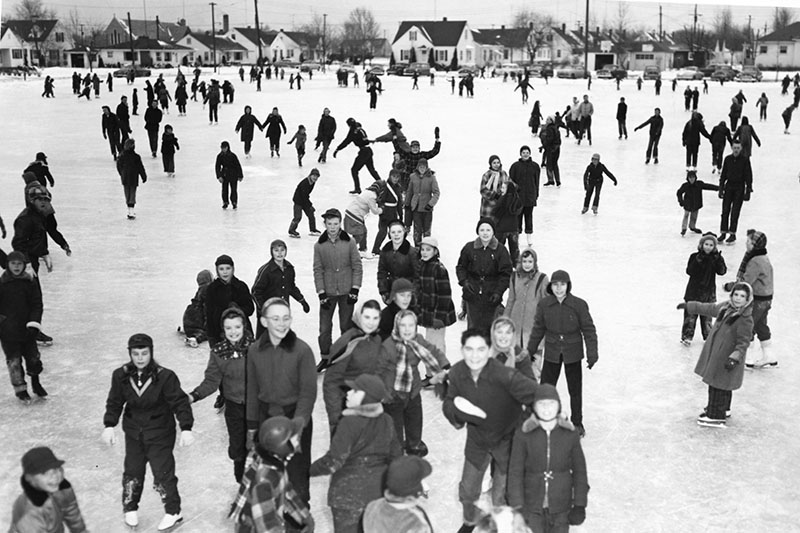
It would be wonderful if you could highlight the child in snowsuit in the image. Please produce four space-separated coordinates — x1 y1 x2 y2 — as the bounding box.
676 170 720 235
679 282 753 427
581 154 618 214
160 124 179 177
287 124 307 167
508 384 589 531
344 186 382 254
288 169 321 238
181 269 212 348
681 233 727 345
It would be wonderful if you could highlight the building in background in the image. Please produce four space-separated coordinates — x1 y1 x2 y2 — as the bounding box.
0 19 72 67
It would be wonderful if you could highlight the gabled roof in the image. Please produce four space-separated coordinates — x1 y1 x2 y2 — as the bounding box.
626 40 673 53
472 27 529 48
102 36 192 50
761 21 800 42
232 27 274 47
282 30 319 48
1 20 58 42
185 32 247 51
393 20 468 46
111 17 190 43
550 26 584 49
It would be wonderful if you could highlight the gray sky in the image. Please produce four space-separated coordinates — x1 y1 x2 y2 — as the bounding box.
4 0 799 38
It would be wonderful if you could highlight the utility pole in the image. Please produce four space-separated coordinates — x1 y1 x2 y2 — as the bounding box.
746 15 752 65
323 13 327 65
584 0 590 78
210 2 217 72
659 5 663 42
253 0 263 66
156 15 160 41
127 11 136 68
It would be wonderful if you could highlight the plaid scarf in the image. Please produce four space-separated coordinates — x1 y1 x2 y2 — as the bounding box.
736 246 767 282
391 332 443 393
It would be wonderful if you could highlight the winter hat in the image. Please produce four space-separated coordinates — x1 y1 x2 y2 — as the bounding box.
697 232 718 252
321 207 342 220
534 383 561 407
345 374 387 404
21 171 38 185
22 447 65 476
420 236 439 250
519 145 531 154
547 270 572 295
309 168 320 177
686 170 697 181
729 282 752 299
196 269 213 286
123 138 135 150
747 229 767 250
488 154 501 167
346 117 356 126
27 183 51 203
416 158 428 170
386 456 432 497
270 239 287 252
410 140 420 147
475 217 496 235
127 333 153 350
220 141 230 149
546 115 555 124
35 152 47 162
215 254 234 268
390 278 415 298
6 251 27 265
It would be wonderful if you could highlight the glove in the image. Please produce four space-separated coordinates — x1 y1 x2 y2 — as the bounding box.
744 190 751 201
179 430 195 447
348 288 359 305
300 299 310 313
141 176 147 183
434 126 440 139
725 357 740 371
101 427 117 446
1 225 6 239
300 515 315 533
718 190 724 199
103 134 107 139
319 293 331 310
463 281 478 297
587 358 597 370
332 150 338 158
424 204 433 211
722 281 734 292
613 180 618 186
218 178 223 183
568 506 586 526
488 293 502 306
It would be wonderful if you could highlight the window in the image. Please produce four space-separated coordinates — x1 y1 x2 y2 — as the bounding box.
124 51 134 61
401 49 409 61
635 53 654 60
187 37 192 45
234 52 242 60
503 49 509 60
759 45 767 54
780 45 788 54
557 49 562 58
436 49 448 62
287 49 294 58
409 31 417 41
466 50 472 61
107 51 113 58
459 50 463 60
55 32 64 43
204 51 209 61
164 52 171 61
12 49 23 59
155 52 162 61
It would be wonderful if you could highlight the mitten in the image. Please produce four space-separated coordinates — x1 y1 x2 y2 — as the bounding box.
300 299 310 313
319 293 331 310
434 126 440 139
587 357 597 370
725 357 739 371
432 319 445 329
463 281 478 297
722 281 734 292
424 204 433 211
101 427 117 446
348 288 359 305
179 430 195 447
744 189 751 201
141 176 147 183
568 506 586 525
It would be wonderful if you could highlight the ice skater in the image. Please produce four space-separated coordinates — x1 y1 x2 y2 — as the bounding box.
782 104 797 134
676 170 719 236
634 107 663 164
143 100 163 158
261 107 287 157
179 269 212 347
682 111 711 170
709 121 732 173
334 118 381 194
717 141 753 244
116 138 147 219
680 233 727 345
160 124 179 177
581 153 618 214
215 141 244 209
234 105 262 158
514 76 534 104
101 105 122 161
287 124 307 167
616 97 627 139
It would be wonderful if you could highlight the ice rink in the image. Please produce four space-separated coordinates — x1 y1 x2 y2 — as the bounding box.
0 65 798 532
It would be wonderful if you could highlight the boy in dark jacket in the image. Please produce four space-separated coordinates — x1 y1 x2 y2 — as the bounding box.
215 141 244 209
206 254 255 346
676 170 720 235
508 145 540 248
288 168 321 238
180 269 212 348
23 152 55 187
681 233 727 345
160 124 179 177
581 154 618 214
616 97 627 139
0 251 45 403
116 138 147 219
101 105 122 161
633 108 663 164
251 239 309 338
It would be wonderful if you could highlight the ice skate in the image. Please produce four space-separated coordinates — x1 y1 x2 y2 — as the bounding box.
308 230 321 236
31 376 48 398
348 189 361 195
654 158 659 164
690 228 702 234
581 207 588 214
36 331 53 346
680 338 692 347
697 414 726 427
645 158 650 164
592 207 598 215
16 390 32 405
288 231 301 238
725 234 736 244
185 337 199 348
157 513 183 531
681 229 686 236
717 232 726 243
124 511 139 528
405 440 429 457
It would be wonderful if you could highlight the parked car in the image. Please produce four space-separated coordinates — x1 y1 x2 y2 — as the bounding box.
339 63 356 73
529 64 554 78
387 62 408 76
367 65 385 76
736 66 762 82
596 66 613 79
676 66 704 80
113 66 152 78
642 65 661 80
699 63 724 77
457 66 479 78
404 62 431 76
299 61 321 72
557 66 584 79
596 64 627 79
274 60 300 69
497 62 523 77
711 68 736 82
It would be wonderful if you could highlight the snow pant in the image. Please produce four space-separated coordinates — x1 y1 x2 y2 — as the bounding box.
243 139 252 154
122 432 180 514
685 145 699 167
580 116 592 143
411 210 433 247
617 119 627 138
224 399 248 483
729 116 739 132
524 509 570 533
384 392 423 449
2 338 42 393
459 437 510 524
751 298 772 341
289 203 317 234
646 133 661 160
544 147 561 185
720 187 745 234
221 178 239 207
162 152 175 173
759 106 767 120
540 356 583 426
107 134 121 158
681 209 699 232
706 386 732 420
331 508 363 533
255 403 313 504
518 205 534 234
123 185 137 207
496 232 519 265
318 294 354 356
682 295 714 341
583 180 603 209
712 142 725 169
466 301 499 336
319 139 332 162
351 147 380 191
146 128 158 155
208 104 218 123
268 133 281 154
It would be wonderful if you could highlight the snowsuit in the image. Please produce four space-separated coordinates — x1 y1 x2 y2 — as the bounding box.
263 113 287 155
116 147 146 208
456 237 513 334
682 240 727 342
215 150 244 208
160 131 179 173
0 269 43 394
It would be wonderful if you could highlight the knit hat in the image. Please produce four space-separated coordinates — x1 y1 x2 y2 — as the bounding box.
35 152 47 162
534 383 560 406
747 229 767 250
386 456 432 497
309 168 320 177
127 333 153 349
22 447 64 475
697 232 718 252
488 154 501 167
321 207 342 220
345 374 387 404
520 145 531 154
410 140 420 147
390 278 415 298
215 254 234 267
6 251 27 264
270 239 287 252
475 217 496 234
420 236 439 250
196 269 213 286
416 158 428 170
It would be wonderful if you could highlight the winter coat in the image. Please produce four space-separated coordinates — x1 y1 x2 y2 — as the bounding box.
292 177 316 208
729 101 742 119
235 113 262 142
733 124 761 158
174 85 187 105
508 158 541 207
362 497 433 533
251 259 305 311
719 154 752 193
116 148 147 187
23 161 55 187
143 106 162 131
323 329 386 428
394 140 441 170
345 190 381 226
634 115 663 136
0 270 42 342
215 151 243 181
182 283 208 337
741 252 773 298
682 117 710 147
204 84 220 106
616 102 627 120
684 250 727 301
190 336 250 404
313 230 363 296
101 113 121 140
9 477 87 533
582 163 617 187
377 239 420 297
417 257 457 328
316 114 337 142
310 403 402 510
688 294 754 391
160 132 179 155
526 293 598 365
508 416 588 515
676 179 719 211
263 114 287 140
492 181 524 234
406 169 440 212
479 169 509 218
540 122 561 150
205 276 254 342
710 124 732 147
103 363 194 439
456 237 513 306
379 333 449 399
505 270 549 349
577 100 593 118
336 125 370 151
12 208 49 262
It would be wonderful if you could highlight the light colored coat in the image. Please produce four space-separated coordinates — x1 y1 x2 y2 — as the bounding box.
313 230 363 296
505 269 549 349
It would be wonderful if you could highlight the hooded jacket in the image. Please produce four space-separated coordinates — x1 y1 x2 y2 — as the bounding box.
682 114 711 147
676 176 719 211
0 269 42 341
684 236 727 301
235 112 262 142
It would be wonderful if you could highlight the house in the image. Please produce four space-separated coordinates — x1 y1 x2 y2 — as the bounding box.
339 38 392 61
392 18 477 67
0 19 72 67
472 26 531 66
227 26 274 63
269 30 320 63
97 36 192 67
100 16 190 46
546 25 585 65
755 22 800 69
176 32 248 65
622 40 675 71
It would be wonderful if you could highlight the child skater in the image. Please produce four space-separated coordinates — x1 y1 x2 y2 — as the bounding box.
782 104 796 134
581 153 618 215
677 282 754 427
161 124 179 177
681 233 727 346
287 124 308 167
676 170 719 236
288 168 321 238
416 236 456 355
180 269 212 348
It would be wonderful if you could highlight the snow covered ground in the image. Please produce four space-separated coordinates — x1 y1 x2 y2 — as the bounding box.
1 66 799 532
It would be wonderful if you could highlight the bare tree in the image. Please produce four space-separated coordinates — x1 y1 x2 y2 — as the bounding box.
299 12 340 61
66 8 104 47
615 2 630 36
13 0 56 19
343 7 380 42
712 7 746 51
773 7 797 31
511 9 554 64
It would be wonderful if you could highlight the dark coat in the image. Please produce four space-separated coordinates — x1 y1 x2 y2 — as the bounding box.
160 132 179 154
526 293 598 365
336 125 370 151
456 237 513 306
710 124 732 147
682 117 711 147
684 250 727 301
676 179 719 211
719 153 753 193
616 102 627 120
377 239 420 297
143 106 162 131
292 176 317 207
540 123 561 150
492 181 524 234
23 161 54 187
263 114 287 140
103 364 194 439
0 270 42 341
394 139 441 170
316 114 337 142
634 115 663 136
116 148 146 187
101 113 120 140
582 163 617 187
205 276 254 342
417 257 457 328
508 158 541 207
235 113 262 142
251 259 305 311
12 208 49 261
215 150 243 181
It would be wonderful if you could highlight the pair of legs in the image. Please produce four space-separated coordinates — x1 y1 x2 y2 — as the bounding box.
459 438 510 525
224 400 248 482
2 338 42 393
685 145 699 167
705 386 732 420
411 210 433 247
221 179 239 208
583 181 603 211
681 209 700 232
580 116 592 144
208 104 218 123
289 203 317 234
496 232 519 265
371 215 393 255
523 509 570 533
720 188 745 236
243 139 252 155
729 117 739 132
465 301 498 336
759 107 767 120
646 133 661 161
518 205 534 235
269 135 281 155
711 143 725 170
319 139 332 162
540 356 583 427
544 147 561 185
162 152 174 173
108 136 122 159
147 129 158 155
123 432 181 514
344 217 368 251
351 147 380 192
384 392 423 451
123 185 137 209
318 295 355 356
617 119 627 138
682 296 714 341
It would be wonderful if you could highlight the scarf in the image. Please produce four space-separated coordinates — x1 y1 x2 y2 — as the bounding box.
484 170 502 193
328 330 371 366
390 332 443 393
736 247 767 282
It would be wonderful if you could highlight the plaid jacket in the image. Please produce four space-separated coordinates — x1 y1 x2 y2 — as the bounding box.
416 258 456 328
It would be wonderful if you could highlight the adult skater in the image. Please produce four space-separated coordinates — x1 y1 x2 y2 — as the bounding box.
174 82 188 115
508 145 540 248
717 141 753 244
91 73 100 97
633 107 663 164
101 333 194 530
131 88 139 115
655 76 662 95
577 94 594 145
116 138 147 220
581 153 618 215
204 79 221 125
729 97 743 132
682 111 711 170
540 116 561 187
24 152 55 187
143 100 163 158
315 107 337 163
262 106 287 157
616 97 628 139
691 86 700 110
514 76 534 104
683 85 692 111
709 121 733 174
365 76 382 109
680 232 727 345
234 105 262 158
733 117 761 159
116 95 132 143
529 101 542 135
101 105 122 161
755 92 768 121
215 141 244 209
334 118 381 194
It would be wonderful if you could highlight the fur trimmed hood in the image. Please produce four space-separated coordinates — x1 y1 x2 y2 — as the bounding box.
521 413 575 433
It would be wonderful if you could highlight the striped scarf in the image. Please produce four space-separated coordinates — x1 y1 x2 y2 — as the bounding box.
391 332 443 393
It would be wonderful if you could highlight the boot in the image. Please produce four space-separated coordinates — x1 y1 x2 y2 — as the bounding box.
755 339 778 368
157 513 183 531
124 511 139 527
31 375 48 398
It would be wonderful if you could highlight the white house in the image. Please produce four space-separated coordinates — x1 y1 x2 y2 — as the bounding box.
392 18 476 67
97 37 192 67
755 22 800 69
268 30 319 63
176 32 248 65
227 27 274 63
0 19 72 67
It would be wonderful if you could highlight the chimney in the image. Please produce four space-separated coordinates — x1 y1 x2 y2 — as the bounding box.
561 23 566 32
178 18 186 26
443 17 447 22
501 25 505 30
223 14 229 34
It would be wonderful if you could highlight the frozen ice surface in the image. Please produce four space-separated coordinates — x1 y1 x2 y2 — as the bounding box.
0 68 799 532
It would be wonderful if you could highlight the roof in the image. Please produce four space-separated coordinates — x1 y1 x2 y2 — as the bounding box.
102 36 192 50
761 21 800 42
110 17 190 43
1 20 58 42
626 40 673 53
393 20 468 46
550 26 584 49
233 27 275 46
472 27 529 48
186 32 247 51
282 30 319 48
